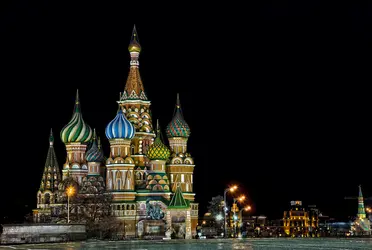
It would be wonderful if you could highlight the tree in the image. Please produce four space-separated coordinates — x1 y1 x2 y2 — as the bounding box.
54 176 123 239
206 195 224 235
71 190 122 239
207 195 224 216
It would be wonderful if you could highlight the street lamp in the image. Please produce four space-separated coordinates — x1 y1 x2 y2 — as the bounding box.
232 196 245 237
239 205 251 237
224 185 237 238
66 186 75 224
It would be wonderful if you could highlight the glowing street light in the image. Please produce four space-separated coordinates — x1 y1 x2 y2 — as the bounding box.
239 205 252 238
66 186 75 224
232 196 246 238
224 185 237 238
238 196 245 202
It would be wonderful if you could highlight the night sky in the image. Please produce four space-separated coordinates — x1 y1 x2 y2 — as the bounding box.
1 2 371 223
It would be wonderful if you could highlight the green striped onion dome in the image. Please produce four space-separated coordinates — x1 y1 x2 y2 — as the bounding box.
60 91 92 143
147 136 170 161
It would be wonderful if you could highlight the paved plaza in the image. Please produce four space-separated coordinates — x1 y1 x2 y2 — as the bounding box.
1 238 372 250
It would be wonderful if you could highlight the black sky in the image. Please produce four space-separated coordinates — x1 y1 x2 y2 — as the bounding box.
1 1 371 223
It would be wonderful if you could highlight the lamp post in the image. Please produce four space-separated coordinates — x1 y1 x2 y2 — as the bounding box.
224 185 237 238
233 196 245 238
239 205 251 238
66 186 75 224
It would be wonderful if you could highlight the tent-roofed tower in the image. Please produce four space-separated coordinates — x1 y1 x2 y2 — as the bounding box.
60 90 92 185
34 129 61 222
118 25 155 185
352 185 371 236
357 185 367 219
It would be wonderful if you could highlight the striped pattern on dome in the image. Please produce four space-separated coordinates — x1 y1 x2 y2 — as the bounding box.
86 140 104 162
147 136 170 160
60 90 92 143
166 94 190 138
105 109 135 140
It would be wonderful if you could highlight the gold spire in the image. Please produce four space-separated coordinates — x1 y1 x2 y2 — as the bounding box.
121 25 147 101
128 25 141 53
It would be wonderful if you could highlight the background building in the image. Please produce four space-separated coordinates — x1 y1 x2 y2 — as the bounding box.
351 186 371 236
283 201 319 237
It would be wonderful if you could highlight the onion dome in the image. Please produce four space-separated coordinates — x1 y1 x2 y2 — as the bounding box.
128 25 141 53
166 94 190 138
147 120 170 160
86 129 104 162
60 90 93 143
97 136 107 163
105 107 135 140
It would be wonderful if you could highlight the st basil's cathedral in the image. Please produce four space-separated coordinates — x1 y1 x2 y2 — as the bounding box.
33 26 199 239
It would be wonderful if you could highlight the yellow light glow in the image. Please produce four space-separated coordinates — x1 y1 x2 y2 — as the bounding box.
245 206 251 211
66 186 75 197
239 196 246 202
230 185 238 192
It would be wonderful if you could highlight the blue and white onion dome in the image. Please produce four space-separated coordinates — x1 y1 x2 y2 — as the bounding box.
105 109 135 140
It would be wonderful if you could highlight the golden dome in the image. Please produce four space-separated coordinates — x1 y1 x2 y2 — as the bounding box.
128 25 141 53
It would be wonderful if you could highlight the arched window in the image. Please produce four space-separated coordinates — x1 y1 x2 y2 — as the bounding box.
131 144 135 155
45 193 50 205
126 172 132 189
136 172 141 180
117 179 121 190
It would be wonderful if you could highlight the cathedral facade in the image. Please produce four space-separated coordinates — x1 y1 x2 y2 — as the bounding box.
33 26 198 239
